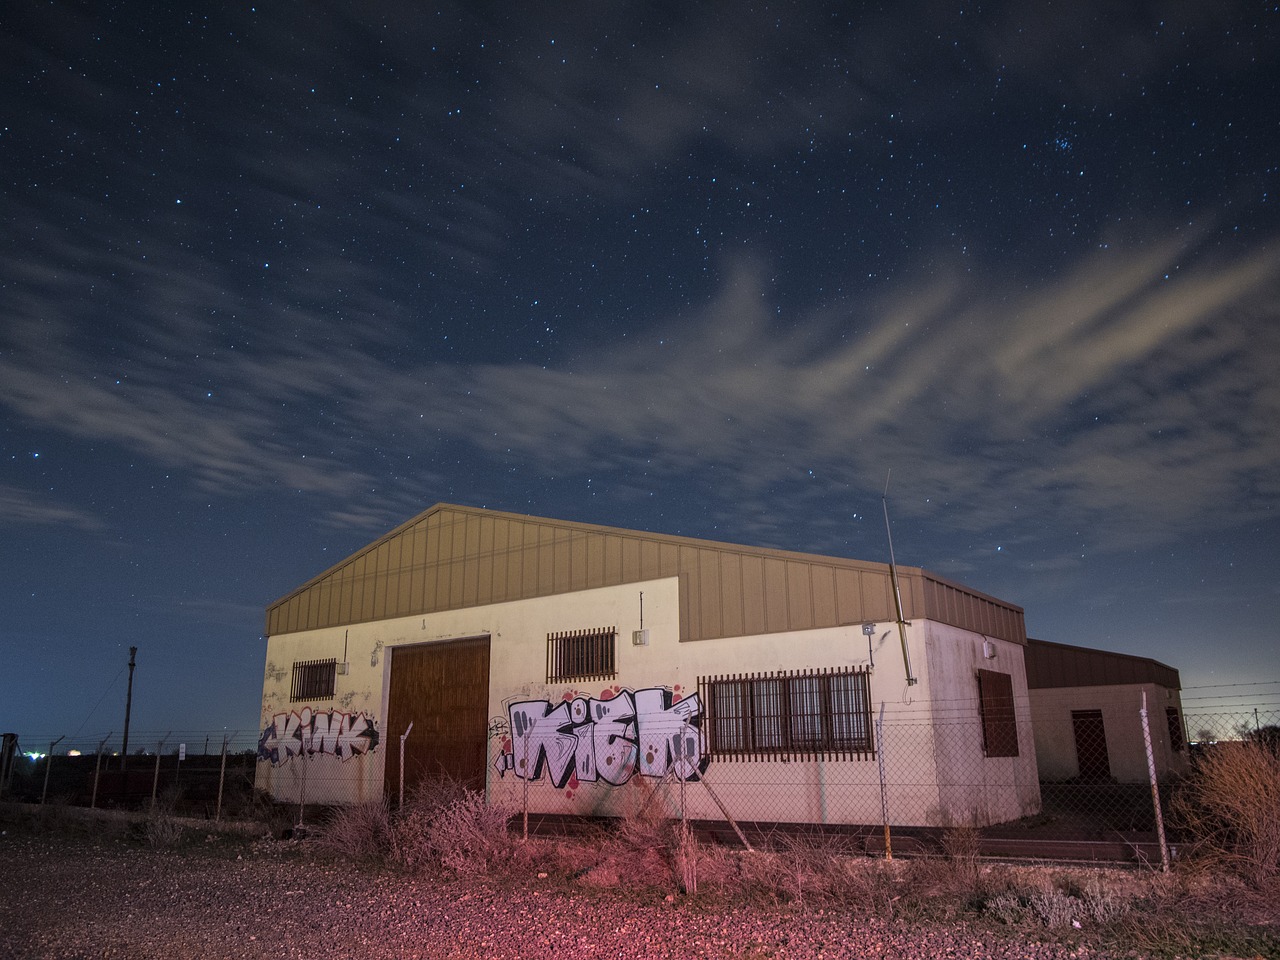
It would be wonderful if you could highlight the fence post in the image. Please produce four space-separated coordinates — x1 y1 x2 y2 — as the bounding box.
876 705 892 860
1140 692 1171 872
0 734 17 798
398 722 414 809
151 742 163 811
522 728 529 842
40 736 64 805
90 733 111 809
215 734 231 822
298 753 308 828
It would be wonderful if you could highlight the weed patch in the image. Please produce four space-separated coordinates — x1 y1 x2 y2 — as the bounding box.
1172 739 1280 887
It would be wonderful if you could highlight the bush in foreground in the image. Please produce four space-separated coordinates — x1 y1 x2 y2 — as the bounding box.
317 799 391 861
1172 739 1280 888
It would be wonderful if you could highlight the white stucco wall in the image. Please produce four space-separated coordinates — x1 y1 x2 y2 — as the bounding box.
917 622 1042 825
257 575 1040 826
1028 683 1190 783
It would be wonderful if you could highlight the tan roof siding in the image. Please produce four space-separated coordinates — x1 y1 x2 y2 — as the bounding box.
785 561 810 631
265 503 1026 645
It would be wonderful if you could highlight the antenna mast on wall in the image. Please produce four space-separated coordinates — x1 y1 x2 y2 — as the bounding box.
882 471 917 686
121 646 138 770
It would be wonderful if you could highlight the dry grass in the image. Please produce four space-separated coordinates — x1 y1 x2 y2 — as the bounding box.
143 788 185 848
387 777 514 876
1172 740 1280 888
427 789 515 875
318 799 391 861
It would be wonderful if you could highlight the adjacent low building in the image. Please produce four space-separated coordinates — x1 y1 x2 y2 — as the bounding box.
1025 637 1189 783
256 503 1042 827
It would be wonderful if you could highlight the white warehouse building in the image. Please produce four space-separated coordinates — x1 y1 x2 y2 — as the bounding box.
256 503 1042 828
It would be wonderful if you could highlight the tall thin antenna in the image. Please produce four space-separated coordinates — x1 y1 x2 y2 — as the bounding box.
121 646 138 770
882 471 917 686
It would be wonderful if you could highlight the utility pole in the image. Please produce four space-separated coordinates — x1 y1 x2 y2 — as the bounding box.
121 646 137 771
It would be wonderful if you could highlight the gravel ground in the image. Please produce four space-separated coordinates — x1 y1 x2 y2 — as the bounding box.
0 832 1124 960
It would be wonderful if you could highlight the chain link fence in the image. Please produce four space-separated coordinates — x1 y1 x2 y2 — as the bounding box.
5 690 1276 861
0 732 262 821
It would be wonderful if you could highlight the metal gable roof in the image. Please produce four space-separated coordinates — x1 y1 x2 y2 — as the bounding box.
266 502 1026 645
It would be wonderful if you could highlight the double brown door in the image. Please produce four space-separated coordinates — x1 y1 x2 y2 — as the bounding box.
384 636 491 801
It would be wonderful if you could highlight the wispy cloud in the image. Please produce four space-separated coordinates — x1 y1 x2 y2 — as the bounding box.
5 226 1273 555
0 484 103 531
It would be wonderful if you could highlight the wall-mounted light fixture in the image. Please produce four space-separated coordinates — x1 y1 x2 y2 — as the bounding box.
336 629 351 674
633 590 649 645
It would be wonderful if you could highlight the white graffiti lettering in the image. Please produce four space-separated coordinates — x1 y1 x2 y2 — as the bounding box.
258 708 380 765
496 687 704 787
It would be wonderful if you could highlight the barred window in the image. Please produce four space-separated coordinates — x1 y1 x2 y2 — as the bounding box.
547 627 616 683
977 668 1019 757
290 658 337 703
700 667 874 759
1166 706 1185 752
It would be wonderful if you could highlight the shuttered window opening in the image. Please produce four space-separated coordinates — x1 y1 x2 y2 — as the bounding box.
1166 706 1186 752
977 668 1019 757
547 627 617 683
700 666 874 760
291 658 337 703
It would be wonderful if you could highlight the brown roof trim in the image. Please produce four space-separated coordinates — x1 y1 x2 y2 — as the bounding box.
1025 637 1181 690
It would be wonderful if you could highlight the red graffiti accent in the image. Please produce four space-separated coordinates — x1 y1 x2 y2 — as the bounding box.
599 688 615 700
501 736 512 752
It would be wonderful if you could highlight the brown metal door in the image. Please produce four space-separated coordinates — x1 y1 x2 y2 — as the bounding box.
385 636 491 801
1071 709 1111 782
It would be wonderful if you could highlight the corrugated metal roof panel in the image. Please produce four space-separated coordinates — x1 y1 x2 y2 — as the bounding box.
265 503 1027 645
1025 637 1181 690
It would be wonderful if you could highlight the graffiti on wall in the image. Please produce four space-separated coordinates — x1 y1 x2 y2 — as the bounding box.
494 686 704 789
258 708 380 766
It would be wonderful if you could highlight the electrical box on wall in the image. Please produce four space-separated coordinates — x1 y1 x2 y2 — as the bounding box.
632 629 649 646
982 640 996 660
336 662 350 675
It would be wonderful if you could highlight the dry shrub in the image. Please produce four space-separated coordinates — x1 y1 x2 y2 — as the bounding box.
720 831 899 911
388 777 514 876
895 826 998 918
773 830 846 904
143 812 183 847
985 891 1025 925
1028 888 1079 928
674 824 699 894
428 790 515 875
733 849 788 903
1172 739 1280 887
1108 882 1280 960
389 776 469 871
144 788 185 848
593 779 681 893
939 823 981 887
318 799 391 861
681 839 741 898
1078 875 1130 924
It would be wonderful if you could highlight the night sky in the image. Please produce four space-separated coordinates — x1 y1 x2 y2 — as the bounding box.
3 2 1278 748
